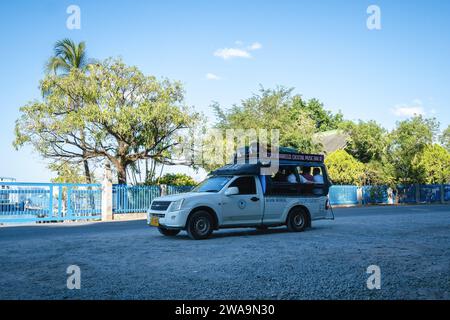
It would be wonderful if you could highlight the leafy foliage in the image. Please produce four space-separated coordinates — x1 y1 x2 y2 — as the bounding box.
341 120 388 163
385 115 440 184
325 150 364 185
412 144 450 184
46 39 91 75
157 173 197 186
441 125 450 152
213 86 343 155
14 58 200 184
49 162 90 184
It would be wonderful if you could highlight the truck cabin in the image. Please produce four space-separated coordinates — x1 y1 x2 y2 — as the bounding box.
210 146 331 197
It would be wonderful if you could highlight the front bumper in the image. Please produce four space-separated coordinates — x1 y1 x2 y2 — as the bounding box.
147 208 190 229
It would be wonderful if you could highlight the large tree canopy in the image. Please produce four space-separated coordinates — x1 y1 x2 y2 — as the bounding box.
213 86 343 154
412 144 450 184
386 115 440 184
325 150 364 185
341 120 388 163
441 125 450 152
14 58 199 184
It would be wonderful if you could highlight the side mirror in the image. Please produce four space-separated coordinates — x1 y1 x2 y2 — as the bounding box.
225 187 239 196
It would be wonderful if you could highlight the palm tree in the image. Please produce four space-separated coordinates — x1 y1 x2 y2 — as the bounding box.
46 38 90 75
46 39 93 183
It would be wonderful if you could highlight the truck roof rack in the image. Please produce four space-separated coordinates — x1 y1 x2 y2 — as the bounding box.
234 143 324 164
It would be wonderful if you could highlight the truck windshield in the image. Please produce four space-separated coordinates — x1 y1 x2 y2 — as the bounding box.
192 176 232 193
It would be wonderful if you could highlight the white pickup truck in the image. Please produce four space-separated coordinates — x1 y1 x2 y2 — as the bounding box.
147 150 333 240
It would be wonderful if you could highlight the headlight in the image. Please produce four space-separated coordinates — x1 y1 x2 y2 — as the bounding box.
169 199 184 212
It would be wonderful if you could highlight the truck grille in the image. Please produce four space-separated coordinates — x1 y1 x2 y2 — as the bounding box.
152 213 166 218
151 201 171 211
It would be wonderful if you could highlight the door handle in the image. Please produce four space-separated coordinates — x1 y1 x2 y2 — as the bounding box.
250 197 260 202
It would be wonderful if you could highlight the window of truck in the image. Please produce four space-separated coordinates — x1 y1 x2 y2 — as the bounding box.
228 176 257 195
192 176 232 193
264 165 329 196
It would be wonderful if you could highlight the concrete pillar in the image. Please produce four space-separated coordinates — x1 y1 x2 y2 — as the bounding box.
102 163 113 221
440 184 445 204
357 187 363 206
160 184 167 197
387 187 394 205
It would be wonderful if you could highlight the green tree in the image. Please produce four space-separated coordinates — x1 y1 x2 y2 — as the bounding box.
45 39 95 182
213 86 342 154
341 120 388 163
412 144 450 184
386 115 440 184
46 39 91 75
441 125 450 152
325 150 365 185
14 58 199 184
157 173 197 186
49 162 89 184
302 98 344 131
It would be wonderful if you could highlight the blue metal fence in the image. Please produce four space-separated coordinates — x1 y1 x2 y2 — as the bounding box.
167 185 194 195
113 185 161 213
397 185 417 204
0 182 102 223
329 185 359 205
445 185 450 202
362 185 390 205
419 184 441 203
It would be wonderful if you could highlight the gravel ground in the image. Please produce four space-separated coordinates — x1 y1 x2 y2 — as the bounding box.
1 205 449 300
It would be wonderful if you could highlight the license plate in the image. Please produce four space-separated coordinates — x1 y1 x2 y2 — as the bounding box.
150 216 159 227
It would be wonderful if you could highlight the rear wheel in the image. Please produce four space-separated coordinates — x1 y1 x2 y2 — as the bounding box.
158 227 180 237
187 211 214 240
287 207 309 232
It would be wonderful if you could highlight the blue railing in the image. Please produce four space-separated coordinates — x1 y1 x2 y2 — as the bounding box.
419 184 441 203
0 182 102 223
362 185 390 205
329 185 359 205
167 185 194 195
113 185 161 213
445 185 450 202
397 185 417 204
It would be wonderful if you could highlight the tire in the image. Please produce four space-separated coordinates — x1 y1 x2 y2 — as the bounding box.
158 227 181 237
287 207 309 232
187 211 214 240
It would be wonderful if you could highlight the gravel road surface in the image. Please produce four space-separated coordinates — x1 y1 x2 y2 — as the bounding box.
1 205 449 300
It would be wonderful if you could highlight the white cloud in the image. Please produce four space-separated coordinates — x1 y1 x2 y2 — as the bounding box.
206 73 221 80
214 48 252 60
392 106 425 117
391 100 426 117
248 42 262 51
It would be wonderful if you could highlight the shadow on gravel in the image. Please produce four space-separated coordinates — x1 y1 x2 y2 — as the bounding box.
167 225 332 241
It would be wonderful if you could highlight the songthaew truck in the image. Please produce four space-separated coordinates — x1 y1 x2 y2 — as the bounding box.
147 146 333 240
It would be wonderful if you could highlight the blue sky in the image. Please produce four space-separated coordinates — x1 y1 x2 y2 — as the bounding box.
1 0 450 182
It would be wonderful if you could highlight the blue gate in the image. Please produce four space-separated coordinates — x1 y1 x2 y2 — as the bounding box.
113 185 161 213
0 182 101 223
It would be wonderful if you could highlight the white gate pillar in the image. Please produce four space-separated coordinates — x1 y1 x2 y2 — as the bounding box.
102 163 113 221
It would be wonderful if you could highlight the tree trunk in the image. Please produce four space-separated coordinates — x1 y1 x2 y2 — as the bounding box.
83 159 92 183
117 164 127 185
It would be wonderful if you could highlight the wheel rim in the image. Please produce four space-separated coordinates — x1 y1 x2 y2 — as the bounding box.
293 213 304 227
195 217 210 236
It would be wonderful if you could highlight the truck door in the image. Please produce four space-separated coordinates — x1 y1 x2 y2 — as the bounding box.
221 176 264 226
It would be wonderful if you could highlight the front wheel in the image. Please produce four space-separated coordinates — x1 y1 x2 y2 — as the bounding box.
158 227 181 237
287 207 309 232
187 211 214 240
